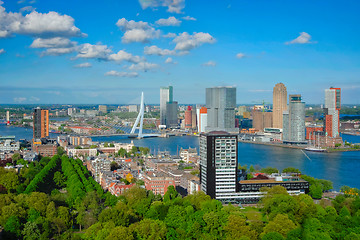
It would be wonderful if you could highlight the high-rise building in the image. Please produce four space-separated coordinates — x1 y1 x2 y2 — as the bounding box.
160 86 173 125
166 101 178 128
273 83 287 129
197 107 208 133
185 106 192 129
98 105 107 114
200 131 238 200
6 111 10 125
205 87 237 133
282 94 305 143
191 108 197 129
324 87 341 137
252 110 273 132
33 108 49 140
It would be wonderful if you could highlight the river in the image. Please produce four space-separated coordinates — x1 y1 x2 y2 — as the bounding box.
1 124 359 190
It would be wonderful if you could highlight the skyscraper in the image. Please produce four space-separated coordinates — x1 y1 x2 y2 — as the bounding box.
165 101 178 128
324 87 341 137
252 110 273 132
185 106 192 129
33 107 49 140
205 87 237 133
282 94 305 143
200 131 238 201
160 86 173 126
273 83 287 129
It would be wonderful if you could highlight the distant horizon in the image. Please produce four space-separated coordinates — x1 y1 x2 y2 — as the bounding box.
1 1 359 104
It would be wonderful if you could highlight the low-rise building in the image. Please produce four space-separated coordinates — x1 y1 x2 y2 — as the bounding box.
142 171 175 196
179 147 198 163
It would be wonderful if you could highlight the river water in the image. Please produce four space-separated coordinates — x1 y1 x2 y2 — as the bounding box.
1 124 359 190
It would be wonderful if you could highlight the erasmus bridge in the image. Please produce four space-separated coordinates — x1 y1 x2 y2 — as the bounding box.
128 92 161 139
87 92 161 139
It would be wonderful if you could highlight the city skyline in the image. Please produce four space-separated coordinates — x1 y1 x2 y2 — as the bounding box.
0 0 360 104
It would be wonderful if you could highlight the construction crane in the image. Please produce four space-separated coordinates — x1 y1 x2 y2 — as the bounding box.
251 100 271 112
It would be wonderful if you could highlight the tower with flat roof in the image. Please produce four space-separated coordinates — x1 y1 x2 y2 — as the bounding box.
324 87 341 137
273 83 287 129
33 107 49 140
205 87 237 133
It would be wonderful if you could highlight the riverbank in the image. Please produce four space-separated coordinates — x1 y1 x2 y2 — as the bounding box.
239 140 360 153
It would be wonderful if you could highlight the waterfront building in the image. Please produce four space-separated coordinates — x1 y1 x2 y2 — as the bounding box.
6 111 10 125
98 105 107 114
282 94 306 143
197 107 208 133
324 87 341 137
185 106 192 129
205 87 237 133
128 105 138 112
200 131 238 201
252 110 273 132
0 136 19 151
67 108 73 116
166 101 178 128
273 83 287 129
160 86 173 125
191 108 197 129
33 107 49 140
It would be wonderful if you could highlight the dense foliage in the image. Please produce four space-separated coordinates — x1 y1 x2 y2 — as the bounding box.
1 157 360 239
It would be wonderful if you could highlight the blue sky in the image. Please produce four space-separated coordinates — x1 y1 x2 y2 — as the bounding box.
0 0 359 105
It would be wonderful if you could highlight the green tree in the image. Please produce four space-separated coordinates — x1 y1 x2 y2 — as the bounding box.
12 152 21 162
262 232 285 240
224 214 258 240
53 171 66 187
22 221 41 240
309 183 323 199
106 226 133 240
282 167 301 174
130 219 167 240
261 214 297 238
57 146 66 156
261 167 279 174
4 215 21 238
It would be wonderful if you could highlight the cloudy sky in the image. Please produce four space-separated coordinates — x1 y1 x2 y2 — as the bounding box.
0 0 359 104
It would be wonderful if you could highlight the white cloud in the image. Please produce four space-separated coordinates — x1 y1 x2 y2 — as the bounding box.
29 96 40 102
202 60 216 67
173 32 216 51
182 16 196 21
138 0 185 14
116 18 160 43
156 16 181 26
116 18 151 31
105 70 139 78
163 32 176 38
144 45 176 56
76 43 112 60
286 32 313 45
74 62 92 68
122 28 160 43
19 6 35 12
0 48 5 54
236 53 245 59
30 37 78 56
108 50 142 63
165 57 177 64
14 97 27 103
30 37 75 48
129 61 159 71
42 47 76 56
0 3 84 38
